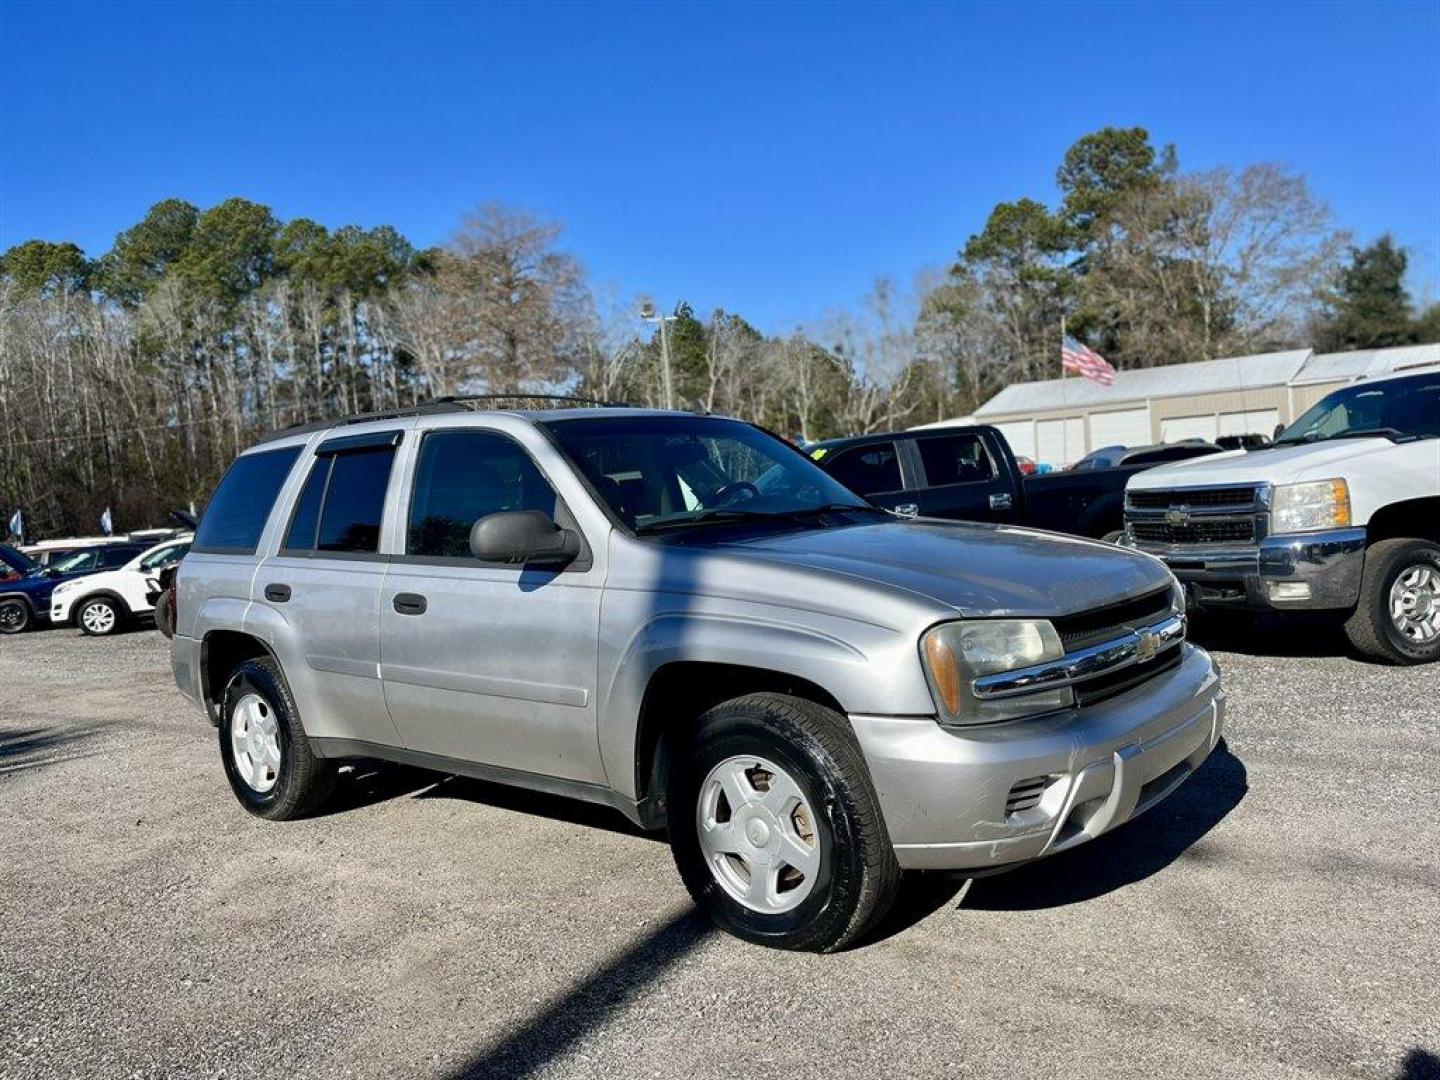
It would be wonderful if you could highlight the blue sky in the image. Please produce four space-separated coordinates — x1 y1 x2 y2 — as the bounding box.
2 0 1437 332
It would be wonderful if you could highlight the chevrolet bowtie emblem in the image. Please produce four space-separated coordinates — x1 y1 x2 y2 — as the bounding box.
1166 508 1188 525
1136 628 1159 662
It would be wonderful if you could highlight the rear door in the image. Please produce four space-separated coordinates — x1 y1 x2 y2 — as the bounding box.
253 430 404 748
906 431 1018 523
379 423 605 783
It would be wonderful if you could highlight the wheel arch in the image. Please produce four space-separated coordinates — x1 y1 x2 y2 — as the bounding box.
630 660 848 828
1366 497 1440 545
75 588 133 616
201 629 282 713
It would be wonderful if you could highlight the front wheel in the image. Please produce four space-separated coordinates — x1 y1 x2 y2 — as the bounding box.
76 596 122 636
1345 538 1440 665
667 693 900 952
0 598 31 634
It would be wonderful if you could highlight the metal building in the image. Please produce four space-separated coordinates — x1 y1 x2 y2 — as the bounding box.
966 342 1440 467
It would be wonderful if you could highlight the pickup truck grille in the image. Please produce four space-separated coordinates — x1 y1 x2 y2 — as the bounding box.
1125 485 1263 547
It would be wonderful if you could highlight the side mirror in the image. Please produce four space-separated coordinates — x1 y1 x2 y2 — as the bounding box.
1273 423 1285 440
469 510 581 566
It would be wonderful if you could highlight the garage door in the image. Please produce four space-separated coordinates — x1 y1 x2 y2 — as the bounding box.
1036 417 1085 468
1088 407 1152 450
992 421 1035 460
1218 409 1279 438
1161 415 1219 443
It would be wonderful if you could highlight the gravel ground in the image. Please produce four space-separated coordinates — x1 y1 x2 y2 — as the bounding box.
1 620 1437 1080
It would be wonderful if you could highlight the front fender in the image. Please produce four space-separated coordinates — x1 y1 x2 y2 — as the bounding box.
596 598 936 800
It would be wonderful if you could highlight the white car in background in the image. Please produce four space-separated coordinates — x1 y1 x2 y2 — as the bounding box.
50 536 192 636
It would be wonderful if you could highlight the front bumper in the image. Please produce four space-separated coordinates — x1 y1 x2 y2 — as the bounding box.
1126 526 1366 611
49 595 76 624
850 643 1224 871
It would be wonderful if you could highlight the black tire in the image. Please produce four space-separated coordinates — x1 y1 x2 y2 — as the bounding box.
0 597 31 635
1344 538 1440 665
75 596 122 636
218 657 335 819
153 588 175 639
666 692 900 952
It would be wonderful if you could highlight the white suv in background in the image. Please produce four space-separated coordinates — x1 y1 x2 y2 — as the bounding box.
50 536 192 636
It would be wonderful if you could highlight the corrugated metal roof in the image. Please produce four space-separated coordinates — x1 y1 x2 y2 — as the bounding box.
1293 343 1440 384
974 348 1312 417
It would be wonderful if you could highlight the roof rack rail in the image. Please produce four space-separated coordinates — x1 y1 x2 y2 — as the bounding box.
251 394 634 445
424 393 629 409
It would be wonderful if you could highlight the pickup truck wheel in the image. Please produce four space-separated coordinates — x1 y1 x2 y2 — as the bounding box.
0 598 31 634
76 596 121 636
1344 538 1440 665
667 692 900 952
219 657 335 819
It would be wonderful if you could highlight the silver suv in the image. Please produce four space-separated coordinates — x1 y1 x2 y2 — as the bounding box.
172 403 1225 951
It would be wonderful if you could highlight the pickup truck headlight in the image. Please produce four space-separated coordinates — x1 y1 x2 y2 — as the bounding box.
1270 479 1351 534
920 619 1072 726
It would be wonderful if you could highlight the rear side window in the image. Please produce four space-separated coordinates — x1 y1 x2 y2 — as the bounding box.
826 442 902 496
916 434 995 486
407 430 558 558
193 447 302 554
284 445 397 555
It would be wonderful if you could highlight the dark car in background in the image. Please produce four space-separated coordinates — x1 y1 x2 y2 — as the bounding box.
809 425 1223 541
0 542 147 634
1 543 39 583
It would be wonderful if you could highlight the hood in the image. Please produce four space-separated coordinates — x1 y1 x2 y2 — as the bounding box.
714 519 1171 619
1128 437 1396 489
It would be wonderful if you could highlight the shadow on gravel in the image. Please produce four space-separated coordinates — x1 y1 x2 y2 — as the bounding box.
1398 1049 1440 1080
445 905 712 1080
415 773 666 842
0 725 99 772
314 763 440 817
1187 611 1352 659
964 741 1248 911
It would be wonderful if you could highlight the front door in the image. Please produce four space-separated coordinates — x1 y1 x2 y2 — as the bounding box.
379 427 604 784
907 432 1018 524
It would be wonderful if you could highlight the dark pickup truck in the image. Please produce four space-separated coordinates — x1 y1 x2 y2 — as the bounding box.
808 426 1220 540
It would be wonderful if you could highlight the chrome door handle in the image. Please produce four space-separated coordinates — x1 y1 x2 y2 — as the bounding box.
893 503 919 518
989 493 1014 510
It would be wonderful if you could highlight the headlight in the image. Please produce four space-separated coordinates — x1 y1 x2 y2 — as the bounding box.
52 581 75 596
1170 574 1187 614
920 619 1071 726
1270 479 1351 534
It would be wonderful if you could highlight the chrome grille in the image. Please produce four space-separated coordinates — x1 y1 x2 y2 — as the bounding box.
1125 484 1263 547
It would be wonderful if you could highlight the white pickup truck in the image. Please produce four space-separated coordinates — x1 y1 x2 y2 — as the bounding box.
1123 365 1440 664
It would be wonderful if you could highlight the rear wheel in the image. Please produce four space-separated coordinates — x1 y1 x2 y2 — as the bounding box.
667 692 900 952
0 598 30 634
76 596 121 636
1345 538 1440 665
219 657 335 819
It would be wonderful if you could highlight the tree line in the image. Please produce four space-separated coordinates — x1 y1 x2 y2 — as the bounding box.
2 127 1436 538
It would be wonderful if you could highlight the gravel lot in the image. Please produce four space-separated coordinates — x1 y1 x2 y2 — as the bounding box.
1 620 1436 1080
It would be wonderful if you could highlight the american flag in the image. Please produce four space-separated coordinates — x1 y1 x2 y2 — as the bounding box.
1061 335 1116 386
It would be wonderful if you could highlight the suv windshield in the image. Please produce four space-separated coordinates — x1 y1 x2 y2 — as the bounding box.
542 415 875 532
1276 372 1440 445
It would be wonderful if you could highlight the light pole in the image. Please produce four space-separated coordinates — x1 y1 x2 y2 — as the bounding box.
639 301 678 410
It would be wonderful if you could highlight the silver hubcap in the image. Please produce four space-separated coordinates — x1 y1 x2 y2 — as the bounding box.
1390 563 1440 644
696 755 821 914
81 602 115 634
230 693 282 793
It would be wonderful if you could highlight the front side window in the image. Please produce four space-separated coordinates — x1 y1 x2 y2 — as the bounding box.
916 434 995 486
139 542 190 570
543 416 870 531
826 443 903 496
283 446 396 555
408 430 559 558
1277 374 1440 444
194 446 303 554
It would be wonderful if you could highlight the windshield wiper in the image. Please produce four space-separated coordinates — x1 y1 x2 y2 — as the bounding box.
634 503 879 534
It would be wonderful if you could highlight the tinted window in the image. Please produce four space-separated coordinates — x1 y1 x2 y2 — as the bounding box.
100 546 144 568
408 431 558 557
50 549 100 573
826 443 902 496
194 447 302 553
284 447 396 554
140 542 189 570
916 434 995 486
